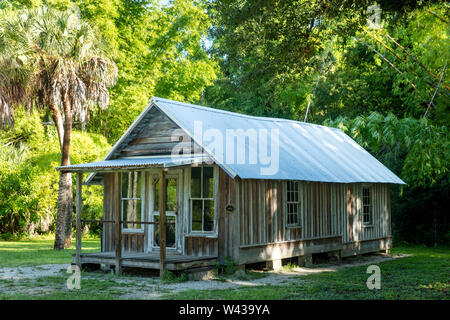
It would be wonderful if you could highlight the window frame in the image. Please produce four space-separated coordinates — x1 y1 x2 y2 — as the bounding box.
361 185 373 226
120 171 145 233
189 166 217 235
285 181 302 228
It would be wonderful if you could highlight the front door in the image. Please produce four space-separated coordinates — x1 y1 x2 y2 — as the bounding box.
149 171 181 251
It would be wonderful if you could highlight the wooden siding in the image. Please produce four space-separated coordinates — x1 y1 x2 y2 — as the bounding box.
102 173 145 253
116 107 203 158
102 167 391 261
350 183 391 242
184 236 218 257
216 169 240 261
238 236 342 265
123 233 145 252
238 180 390 247
103 173 115 252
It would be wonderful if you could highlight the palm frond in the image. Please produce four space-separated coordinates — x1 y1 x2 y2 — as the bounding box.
0 5 118 129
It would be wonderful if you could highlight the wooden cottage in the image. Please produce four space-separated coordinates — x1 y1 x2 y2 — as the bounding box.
58 97 404 275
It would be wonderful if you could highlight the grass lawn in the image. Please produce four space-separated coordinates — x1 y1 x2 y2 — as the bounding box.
162 246 450 300
0 235 100 267
0 239 448 300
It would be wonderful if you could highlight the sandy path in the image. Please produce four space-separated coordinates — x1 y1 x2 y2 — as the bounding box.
0 253 409 299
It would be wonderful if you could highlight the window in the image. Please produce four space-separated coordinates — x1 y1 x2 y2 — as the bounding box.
190 167 215 232
362 186 373 225
286 181 301 227
121 171 143 231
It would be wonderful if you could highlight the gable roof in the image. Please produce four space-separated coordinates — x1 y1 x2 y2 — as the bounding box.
86 97 405 185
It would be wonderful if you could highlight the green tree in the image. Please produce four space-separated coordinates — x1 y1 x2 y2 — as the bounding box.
325 112 449 245
0 109 111 238
312 3 449 123
87 0 218 142
0 6 117 248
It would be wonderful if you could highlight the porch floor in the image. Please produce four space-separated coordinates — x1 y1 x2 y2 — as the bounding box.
73 251 218 271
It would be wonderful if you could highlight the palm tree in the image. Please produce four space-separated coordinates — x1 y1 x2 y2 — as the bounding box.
0 6 117 249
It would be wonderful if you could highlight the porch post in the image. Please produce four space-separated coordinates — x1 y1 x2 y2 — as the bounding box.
159 169 166 278
75 172 83 269
114 172 122 275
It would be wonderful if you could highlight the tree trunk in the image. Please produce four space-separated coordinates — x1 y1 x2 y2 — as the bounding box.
53 96 73 250
49 104 64 150
54 171 71 249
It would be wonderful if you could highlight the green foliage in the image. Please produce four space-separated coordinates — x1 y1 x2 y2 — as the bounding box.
312 3 450 124
162 270 188 283
0 110 111 236
86 0 218 142
324 112 449 188
0 148 39 236
215 256 236 275
204 2 449 124
324 112 449 245
202 0 374 117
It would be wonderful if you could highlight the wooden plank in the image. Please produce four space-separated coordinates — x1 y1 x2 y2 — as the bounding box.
272 182 277 242
252 180 258 244
226 175 232 258
75 173 82 269
192 238 199 256
258 182 263 243
122 141 192 152
185 236 192 255
277 181 283 242
244 181 250 245
387 184 391 236
159 169 167 278
238 236 342 265
114 172 122 275
143 172 149 252
249 180 253 244
348 185 353 241
129 135 188 145
217 169 226 261
266 181 272 243
231 177 239 259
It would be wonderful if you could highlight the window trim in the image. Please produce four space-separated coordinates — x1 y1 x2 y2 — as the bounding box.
285 181 302 228
121 171 145 233
361 184 373 226
189 166 217 235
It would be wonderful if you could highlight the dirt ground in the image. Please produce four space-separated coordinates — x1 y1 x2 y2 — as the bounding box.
0 253 409 299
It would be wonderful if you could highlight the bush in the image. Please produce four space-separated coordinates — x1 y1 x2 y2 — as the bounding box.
0 109 111 236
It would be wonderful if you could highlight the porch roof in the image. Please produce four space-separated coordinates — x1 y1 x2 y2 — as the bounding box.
56 155 212 173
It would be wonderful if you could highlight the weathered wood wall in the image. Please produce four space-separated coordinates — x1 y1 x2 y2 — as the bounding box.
115 107 203 158
103 173 115 252
237 179 391 247
102 166 391 261
102 173 145 253
184 236 218 256
345 183 391 243
215 169 240 262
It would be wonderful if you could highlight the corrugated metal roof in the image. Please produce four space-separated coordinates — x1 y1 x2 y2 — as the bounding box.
57 155 211 171
152 97 405 184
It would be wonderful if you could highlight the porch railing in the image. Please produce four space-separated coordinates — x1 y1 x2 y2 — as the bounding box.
75 170 169 278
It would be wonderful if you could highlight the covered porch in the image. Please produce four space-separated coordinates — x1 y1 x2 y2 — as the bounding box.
76 251 217 271
57 155 215 278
